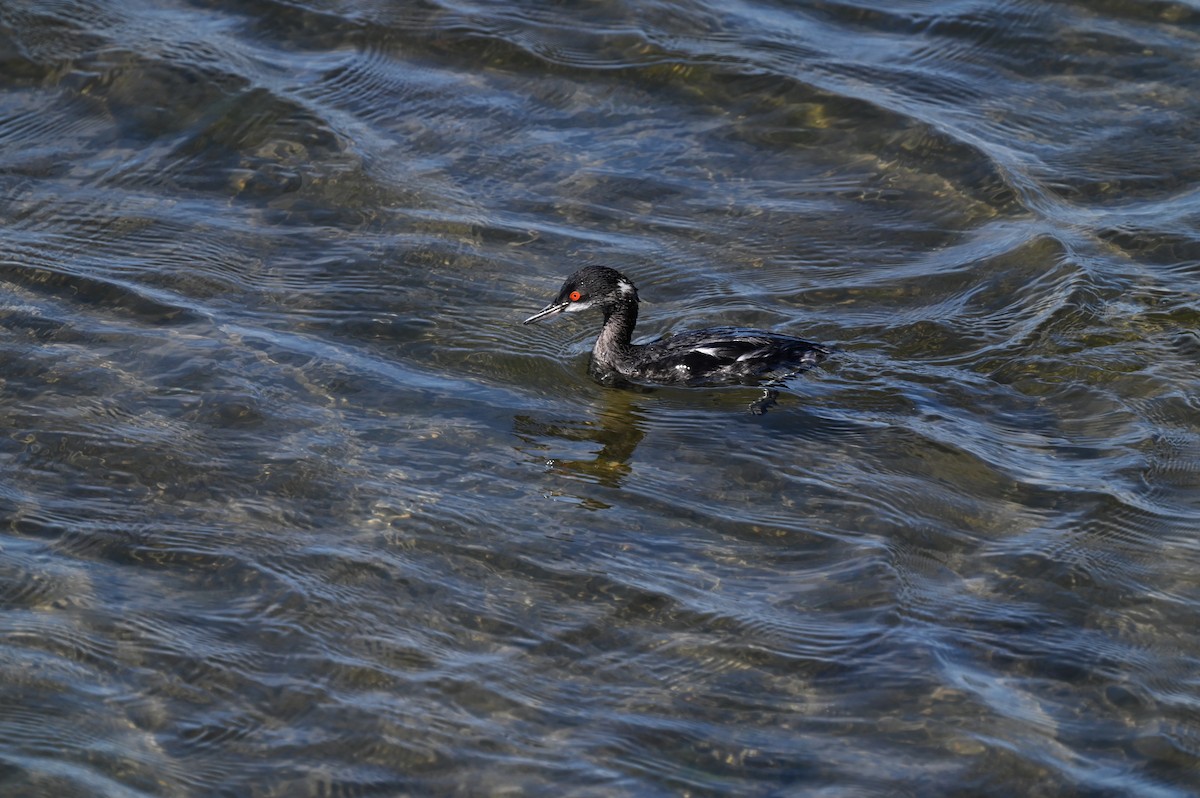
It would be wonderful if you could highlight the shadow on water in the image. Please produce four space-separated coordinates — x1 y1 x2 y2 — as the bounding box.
512 364 840 504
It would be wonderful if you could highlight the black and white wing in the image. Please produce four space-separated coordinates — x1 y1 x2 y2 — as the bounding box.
648 327 831 385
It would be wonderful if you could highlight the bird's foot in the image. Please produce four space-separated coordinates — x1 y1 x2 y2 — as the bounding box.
748 388 779 415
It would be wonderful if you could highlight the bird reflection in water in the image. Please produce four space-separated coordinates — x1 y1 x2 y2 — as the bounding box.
513 389 647 504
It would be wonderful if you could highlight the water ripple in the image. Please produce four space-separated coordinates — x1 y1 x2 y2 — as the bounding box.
2 0 1200 794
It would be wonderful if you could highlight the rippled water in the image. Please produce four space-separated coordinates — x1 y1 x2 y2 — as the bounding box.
2 0 1199 795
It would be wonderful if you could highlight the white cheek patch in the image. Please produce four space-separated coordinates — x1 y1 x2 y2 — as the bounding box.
565 299 592 312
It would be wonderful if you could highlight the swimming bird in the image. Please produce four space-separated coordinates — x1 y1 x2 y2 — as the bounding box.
523 265 830 414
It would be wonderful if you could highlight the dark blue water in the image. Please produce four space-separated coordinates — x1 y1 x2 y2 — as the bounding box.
2 0 1199 795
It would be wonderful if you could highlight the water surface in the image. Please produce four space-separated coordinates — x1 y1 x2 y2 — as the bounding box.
2 0 1199 795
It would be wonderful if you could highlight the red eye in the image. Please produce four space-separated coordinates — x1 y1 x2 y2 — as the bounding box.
569 290 582 301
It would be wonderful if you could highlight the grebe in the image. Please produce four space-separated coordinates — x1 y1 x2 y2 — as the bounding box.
523 265 830 414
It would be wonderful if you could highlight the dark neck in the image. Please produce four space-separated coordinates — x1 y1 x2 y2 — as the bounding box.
591 297 639 372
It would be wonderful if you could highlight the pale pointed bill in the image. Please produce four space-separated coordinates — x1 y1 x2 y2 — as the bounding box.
522 301 569 325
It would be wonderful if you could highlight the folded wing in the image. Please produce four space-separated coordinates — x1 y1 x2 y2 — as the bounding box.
647 328 831 386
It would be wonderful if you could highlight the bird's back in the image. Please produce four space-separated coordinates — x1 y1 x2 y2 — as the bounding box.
629 327 831 386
